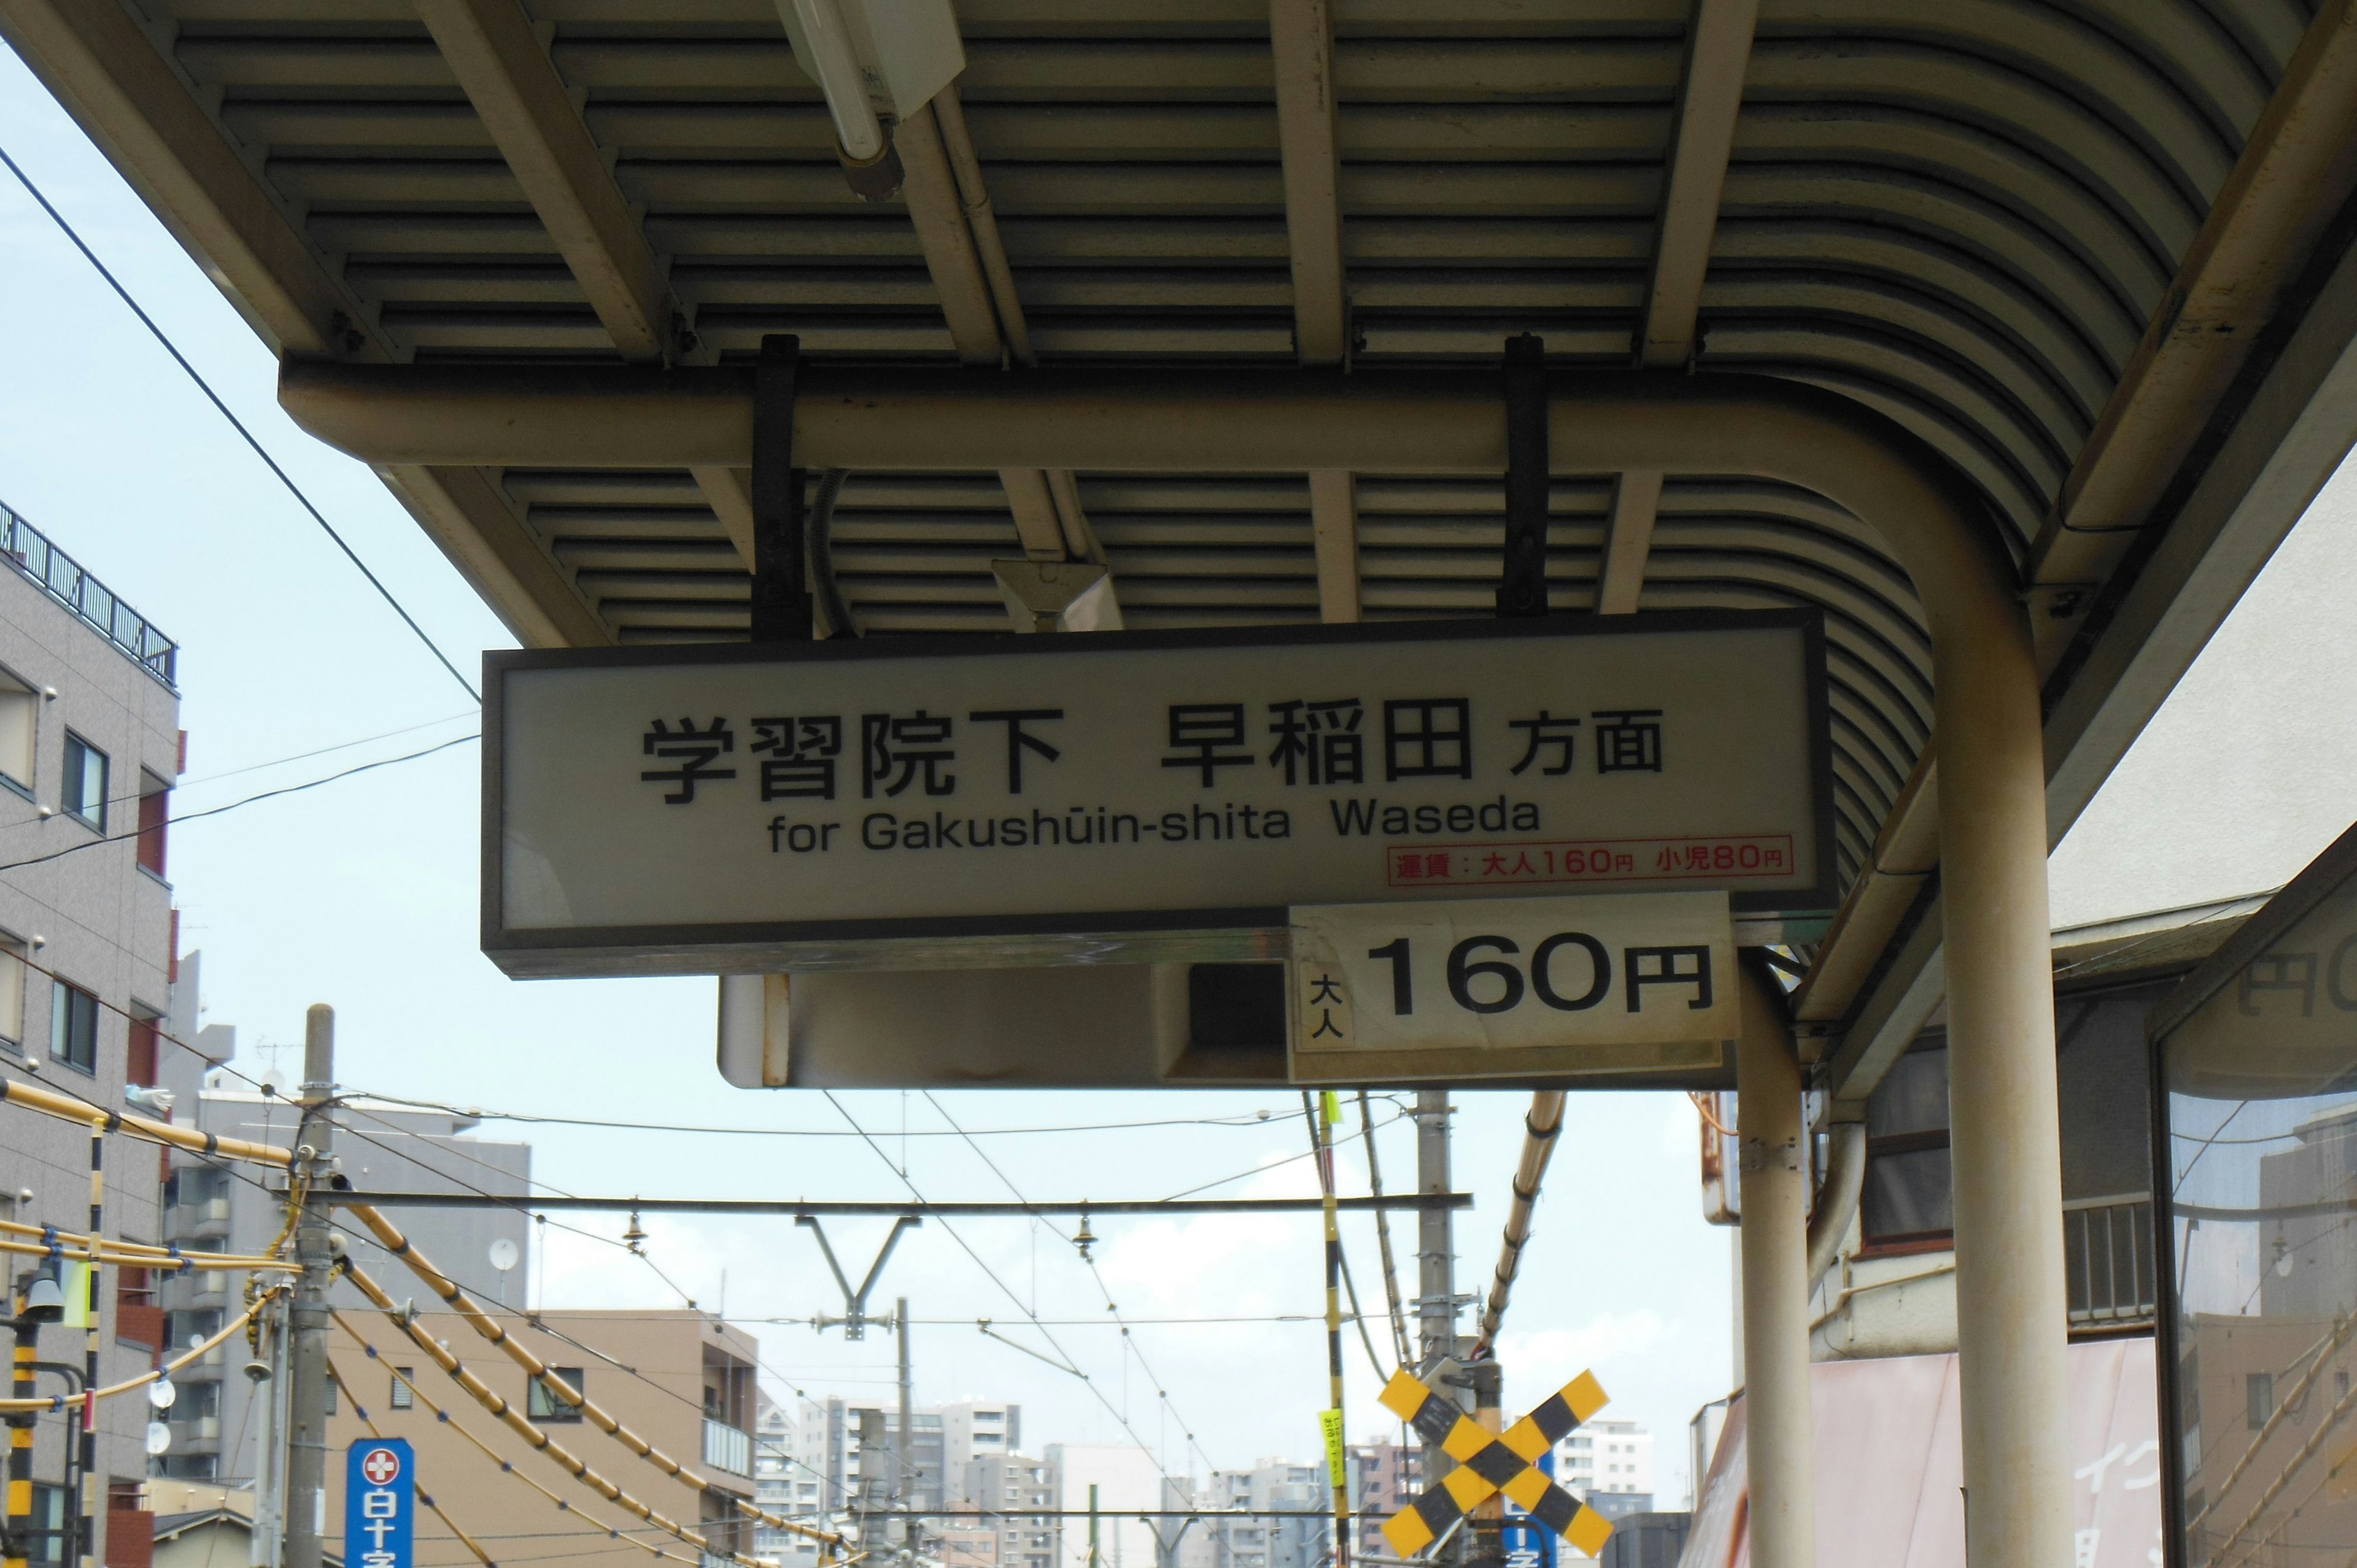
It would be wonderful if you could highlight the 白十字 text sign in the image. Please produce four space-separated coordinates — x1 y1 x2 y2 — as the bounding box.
484 612 1830 976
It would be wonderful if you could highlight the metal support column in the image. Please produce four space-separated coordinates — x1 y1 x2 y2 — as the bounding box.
1734 959 1814 1568
894 1297 912 1532
285 1005 337 1568
749 334 811 643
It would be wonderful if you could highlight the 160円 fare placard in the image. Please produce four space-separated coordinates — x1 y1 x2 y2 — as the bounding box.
484 611 1833 976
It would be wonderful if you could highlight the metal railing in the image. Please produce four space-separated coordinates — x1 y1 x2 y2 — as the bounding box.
703 1416 754 1477
2064 1192 2156 1327
0 502 177 689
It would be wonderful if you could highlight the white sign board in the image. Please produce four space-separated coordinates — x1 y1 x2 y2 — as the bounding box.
1289 892 1738 1081
486 613 1830 976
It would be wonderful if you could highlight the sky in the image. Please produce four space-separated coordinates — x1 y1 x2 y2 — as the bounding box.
4 33 2357 1515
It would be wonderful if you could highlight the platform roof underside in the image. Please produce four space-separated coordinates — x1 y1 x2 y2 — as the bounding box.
13 0 2357 1100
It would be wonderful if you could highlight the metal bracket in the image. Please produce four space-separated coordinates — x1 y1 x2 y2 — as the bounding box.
797 1213 920 1340
751 333 812 643
1496 333 1550 617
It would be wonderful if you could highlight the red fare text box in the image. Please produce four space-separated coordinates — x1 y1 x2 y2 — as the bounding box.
1386 834 1796 889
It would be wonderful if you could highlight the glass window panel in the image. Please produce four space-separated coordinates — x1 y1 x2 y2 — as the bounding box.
1862 1146 1953 1241
2162 859 2357 1567
1867 1044 1948 1137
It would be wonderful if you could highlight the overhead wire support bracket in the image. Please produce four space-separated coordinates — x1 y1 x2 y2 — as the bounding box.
799 1213 919 1341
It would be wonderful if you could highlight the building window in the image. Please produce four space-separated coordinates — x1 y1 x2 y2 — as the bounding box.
391 1370 414 1410
1860 1038 1953 1249
60 733 105 832
136 774 167 877
127 1011 158 1089
50 980 97 1075
530 1368 586 1422
0 673 33 797
325 1376 336 1415
2249 1372 2275 1430
0 935 25 1046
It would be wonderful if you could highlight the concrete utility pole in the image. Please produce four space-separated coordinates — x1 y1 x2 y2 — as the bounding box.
894 1297 913 1532
249 1291 290 1568
284 1006 336 1568
1414 1090 1455 1492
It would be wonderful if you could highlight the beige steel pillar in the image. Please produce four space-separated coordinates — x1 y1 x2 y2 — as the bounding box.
1735 960 1814 1568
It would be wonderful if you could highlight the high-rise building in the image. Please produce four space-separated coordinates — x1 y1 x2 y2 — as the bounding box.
961 1450 1060 1568
1347 1440 1415 1559
1204 1461 1337 1568
1557 1419 1654 1510
1048 1444 1167 1568
0 498 185 1568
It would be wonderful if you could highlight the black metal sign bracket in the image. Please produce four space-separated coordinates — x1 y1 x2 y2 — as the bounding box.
1498 333 1550 617
750 333 813 643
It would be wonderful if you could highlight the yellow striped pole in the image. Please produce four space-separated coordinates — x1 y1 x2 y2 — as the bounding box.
7 1280 36 1568
78 1118 101 1568
1312 1091 1349 1568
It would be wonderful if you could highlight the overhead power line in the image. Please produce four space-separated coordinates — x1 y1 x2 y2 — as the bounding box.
328 1192 1468 1216
0 142 481 702
0 732 478 874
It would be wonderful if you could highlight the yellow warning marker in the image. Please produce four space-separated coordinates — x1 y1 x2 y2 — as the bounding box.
1376 1367 1616 1559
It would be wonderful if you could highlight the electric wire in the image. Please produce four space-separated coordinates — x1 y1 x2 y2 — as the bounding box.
921 1090 1217 1476
821 1090 1182 1487
327 1327 705 1567
0 732 479 875
0 142 481 702
350 1091 1323 1140
328 1356 499 1568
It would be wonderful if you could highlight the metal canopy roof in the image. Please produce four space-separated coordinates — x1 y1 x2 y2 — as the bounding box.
10 0 2357 1103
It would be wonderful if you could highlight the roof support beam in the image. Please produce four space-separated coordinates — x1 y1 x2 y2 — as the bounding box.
1595 469 1662 613
897 100 1003 367
1638 0 1757 370
1604 0 1757 614
1310 469 1359 622
378 465 611 649
0 0 376 358
2032 0 2357 667
414 0 673 363
1269 0 1347 367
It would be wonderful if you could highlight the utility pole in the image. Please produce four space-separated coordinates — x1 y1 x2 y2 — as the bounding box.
249 1290 290 1568
894 1297 913 1543
285 1006 336 1568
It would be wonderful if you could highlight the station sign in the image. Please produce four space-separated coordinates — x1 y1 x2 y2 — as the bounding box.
484 612 1831 976
1289 891 1736 1081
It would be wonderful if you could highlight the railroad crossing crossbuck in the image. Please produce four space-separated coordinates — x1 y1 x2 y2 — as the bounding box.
1377 1367 1615 1560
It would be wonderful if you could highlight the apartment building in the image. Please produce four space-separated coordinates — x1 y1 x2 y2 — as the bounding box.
0 498 184 1568
1347 1440 1415 1561
959 1451 1059 1568
325 1310 762 1567
147 1046 530 1486
1203 1461 1334 1568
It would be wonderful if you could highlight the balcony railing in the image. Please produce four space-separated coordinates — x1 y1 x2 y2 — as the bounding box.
2064 1192 2157 1327
703 1417 753 1478
0 502 176 689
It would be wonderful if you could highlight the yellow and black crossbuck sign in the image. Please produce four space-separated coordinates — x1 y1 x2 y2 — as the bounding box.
1377 1367 1616 1561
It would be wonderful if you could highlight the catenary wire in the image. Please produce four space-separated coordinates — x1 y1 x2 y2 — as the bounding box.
350 1090 1332 1140
0 143 481 703
821 1089 1182 1486
920 1090 1217 1477
0 732 479 874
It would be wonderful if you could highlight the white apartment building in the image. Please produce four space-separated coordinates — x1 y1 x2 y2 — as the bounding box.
1557 1419 1654 1504
0 498 184 1568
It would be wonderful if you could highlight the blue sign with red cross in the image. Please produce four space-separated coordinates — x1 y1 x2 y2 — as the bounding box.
345 1437 416 1568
